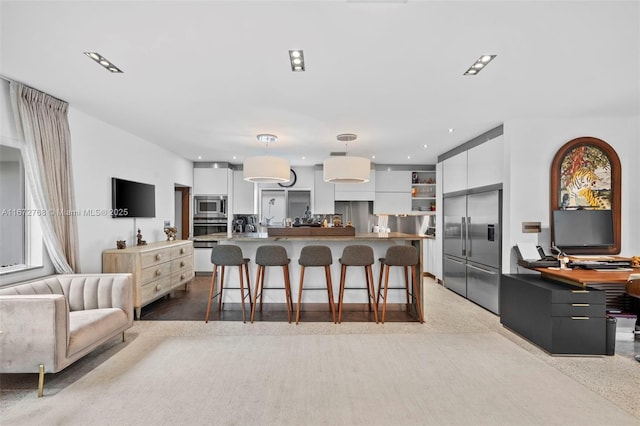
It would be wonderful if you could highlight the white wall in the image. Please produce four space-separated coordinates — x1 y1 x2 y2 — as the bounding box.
69 108 193 273
503 117 640 271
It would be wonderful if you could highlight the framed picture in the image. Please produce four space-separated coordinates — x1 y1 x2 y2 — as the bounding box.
549 137 621 255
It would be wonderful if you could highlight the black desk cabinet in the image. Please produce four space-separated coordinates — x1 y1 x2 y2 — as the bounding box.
500 274 606 355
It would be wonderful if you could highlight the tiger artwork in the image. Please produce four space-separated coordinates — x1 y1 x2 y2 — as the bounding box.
562 167 611 209
559 145 612 210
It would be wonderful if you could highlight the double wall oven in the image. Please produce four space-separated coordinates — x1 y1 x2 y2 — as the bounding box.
193 195 227 247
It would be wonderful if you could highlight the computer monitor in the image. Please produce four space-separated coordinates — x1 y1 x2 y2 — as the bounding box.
552 209 614 250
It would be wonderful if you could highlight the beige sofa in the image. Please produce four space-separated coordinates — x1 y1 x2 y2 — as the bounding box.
0 273 134 396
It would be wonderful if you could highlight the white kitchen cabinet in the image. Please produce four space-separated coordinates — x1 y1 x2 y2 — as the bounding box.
193 167 230 195
422 238 441 281
334 172 375 201
442 151 467 194
232 169 254 214
467 135 503 188
375 170 411 192
374 192 411 215
314 169 335 214
195 247 213 272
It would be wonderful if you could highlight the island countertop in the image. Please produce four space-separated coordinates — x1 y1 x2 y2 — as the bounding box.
192 231 426 242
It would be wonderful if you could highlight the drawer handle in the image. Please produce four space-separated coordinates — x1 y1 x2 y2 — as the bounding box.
571 290 589 293
180 274 186 280
156 284 162 291
155 269 162 276
180 261 185 267
155 254 162 261
180 248 185 254
571 316 590 320
571 303 590 307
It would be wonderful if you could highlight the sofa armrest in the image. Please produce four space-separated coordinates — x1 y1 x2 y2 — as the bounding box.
55 274 134 325
0 295 68 373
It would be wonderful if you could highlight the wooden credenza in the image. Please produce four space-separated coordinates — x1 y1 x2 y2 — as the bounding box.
103 240 194 318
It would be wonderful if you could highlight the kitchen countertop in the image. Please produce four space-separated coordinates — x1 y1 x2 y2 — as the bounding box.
192 232 426 242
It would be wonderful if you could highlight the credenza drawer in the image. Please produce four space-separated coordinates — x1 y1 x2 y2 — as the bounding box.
141 249 169 268
171 257 191 273
171 244 193 259
551 303 605 317
550 316 606 354
551 288 605 304
172 269 194 287
140 275 172 301
141 262 171 284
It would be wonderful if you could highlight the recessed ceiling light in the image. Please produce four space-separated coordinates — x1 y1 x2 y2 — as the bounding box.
84 52 123 73
232 156 237 160
198 156 202 160
464 54 496 76
288 50 305 72
301 156 306 160
407 155 411 160
423 144 428 148
448 128 455 133
372 155 376 159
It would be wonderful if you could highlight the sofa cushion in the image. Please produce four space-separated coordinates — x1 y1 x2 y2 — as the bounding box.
67 308 129 357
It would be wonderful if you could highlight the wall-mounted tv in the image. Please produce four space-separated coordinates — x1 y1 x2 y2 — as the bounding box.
111 178 156 218
552 209 614 250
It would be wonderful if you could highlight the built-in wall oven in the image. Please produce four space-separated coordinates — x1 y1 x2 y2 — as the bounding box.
193 218 227 248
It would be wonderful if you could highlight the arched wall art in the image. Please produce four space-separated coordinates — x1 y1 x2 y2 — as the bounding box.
549 136 621 255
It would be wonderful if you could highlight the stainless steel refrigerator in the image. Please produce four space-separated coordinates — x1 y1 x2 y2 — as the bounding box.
443 189 501 314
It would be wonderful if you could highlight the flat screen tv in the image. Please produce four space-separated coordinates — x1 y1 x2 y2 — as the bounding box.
552 209 614 249
111 178 156 218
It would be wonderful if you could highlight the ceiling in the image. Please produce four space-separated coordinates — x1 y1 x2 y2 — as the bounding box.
1 1 638 167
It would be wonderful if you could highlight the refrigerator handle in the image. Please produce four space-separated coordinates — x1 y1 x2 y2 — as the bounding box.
467 216 471 257
461 217 466 256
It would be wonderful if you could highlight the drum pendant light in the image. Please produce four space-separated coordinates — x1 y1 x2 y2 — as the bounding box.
243 134 291 183
323 134 370 183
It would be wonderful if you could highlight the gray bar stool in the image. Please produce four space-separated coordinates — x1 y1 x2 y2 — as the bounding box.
205 245 252 323
338 245 379 324
251 245 294 323
376 245 424 323
296 245 337 324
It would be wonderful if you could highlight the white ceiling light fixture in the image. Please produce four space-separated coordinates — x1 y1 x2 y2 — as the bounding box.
323 133 371 184
243 134 291 183
83 52 123 73
463 54 496 76
288 50 305 72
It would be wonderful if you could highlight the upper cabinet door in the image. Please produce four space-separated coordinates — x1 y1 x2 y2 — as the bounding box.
442 151 467 194
232 170 254 214
314 169 335 214
467 135 503 188
193 167 229 195
375 170 411 192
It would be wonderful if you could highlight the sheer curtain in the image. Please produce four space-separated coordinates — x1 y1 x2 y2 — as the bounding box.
10 82 79 273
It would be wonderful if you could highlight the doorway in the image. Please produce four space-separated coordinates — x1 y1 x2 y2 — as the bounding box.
174 185 190 240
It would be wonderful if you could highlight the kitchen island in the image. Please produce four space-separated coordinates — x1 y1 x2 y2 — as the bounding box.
194 231 426 320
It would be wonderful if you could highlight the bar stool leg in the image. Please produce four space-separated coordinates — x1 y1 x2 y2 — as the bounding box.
250 265 264 323
238 265 247 323
366 265 379 323
296 266 306 324
338 264 347 323
377 262 384 307
403 265 411 310
205 265 218 323
382 265 391 324
283 264 293 323
411 265 424 323
218 265 226 311
364 266 373 312
325 265 337 324
244 262 253 311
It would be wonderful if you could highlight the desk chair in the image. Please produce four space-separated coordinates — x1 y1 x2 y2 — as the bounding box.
627 273 640 362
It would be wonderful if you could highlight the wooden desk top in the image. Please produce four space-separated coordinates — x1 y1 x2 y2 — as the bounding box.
534 266 638 286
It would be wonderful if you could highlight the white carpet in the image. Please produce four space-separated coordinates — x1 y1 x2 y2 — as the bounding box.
2 330 638 426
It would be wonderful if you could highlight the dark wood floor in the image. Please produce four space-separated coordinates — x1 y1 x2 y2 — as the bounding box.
140 275 420 322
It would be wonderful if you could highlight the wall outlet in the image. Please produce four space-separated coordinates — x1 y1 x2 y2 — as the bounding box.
164 220 171 227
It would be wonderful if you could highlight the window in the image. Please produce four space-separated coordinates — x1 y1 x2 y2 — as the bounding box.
0 144 43 273
0 145 25 269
